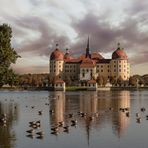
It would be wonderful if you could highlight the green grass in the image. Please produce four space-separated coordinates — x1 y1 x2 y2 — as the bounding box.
66 86 87 91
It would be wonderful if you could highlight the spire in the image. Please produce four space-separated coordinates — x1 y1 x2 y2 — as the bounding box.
87 36 89 49
56 42 59 50
117 42 121 50
66 48 69 54
85 36 91 58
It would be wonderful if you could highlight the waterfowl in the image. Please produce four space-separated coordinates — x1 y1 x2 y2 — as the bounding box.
126 112 130 117
68 114 73 118
58 121 64 127
26 134 34 139
136 117 141 123
141 108 146 112
38 111 43 115
51 127 58 132
36 135 44 139
49 110 54 114
63 127 69 133
136 113 140 117
36 131 44 136
71 120 77 126
26 129 34 134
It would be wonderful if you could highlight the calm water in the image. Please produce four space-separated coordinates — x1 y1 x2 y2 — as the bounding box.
0 90 148 148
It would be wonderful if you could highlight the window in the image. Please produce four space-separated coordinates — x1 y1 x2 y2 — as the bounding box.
119 65 121 67
87 69 89 72
108 70 110 72
114 69 116 72
114 61 116 63
114 65 116 68
108 65 109 68
82 73 85 77
101 70 103 72
101 65 103 68
119 69 121 72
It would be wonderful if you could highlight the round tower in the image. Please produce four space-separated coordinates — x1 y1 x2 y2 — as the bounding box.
49 44 64 79
110 43 130 80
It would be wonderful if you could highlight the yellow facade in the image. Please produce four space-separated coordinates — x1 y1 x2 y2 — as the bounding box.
49 42 130 83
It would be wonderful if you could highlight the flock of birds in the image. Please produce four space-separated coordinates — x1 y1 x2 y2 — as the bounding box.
1 96 148 140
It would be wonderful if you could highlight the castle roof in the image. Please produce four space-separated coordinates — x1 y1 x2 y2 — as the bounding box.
97 59 111 64
87 79 96 84
112 43 128 60
80 58 96 68
54 79 65 84
50 46 64 60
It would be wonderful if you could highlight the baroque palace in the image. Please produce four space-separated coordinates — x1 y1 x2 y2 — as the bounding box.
49 38 130 87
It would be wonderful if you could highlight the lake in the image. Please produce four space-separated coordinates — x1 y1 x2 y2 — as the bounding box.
0 90 148 148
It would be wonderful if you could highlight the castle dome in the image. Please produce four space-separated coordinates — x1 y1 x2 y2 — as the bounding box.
64 49 73 60
50 45 64 60
112 43 128 60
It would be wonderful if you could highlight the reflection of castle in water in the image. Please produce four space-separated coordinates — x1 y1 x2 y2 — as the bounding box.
49 91 130 139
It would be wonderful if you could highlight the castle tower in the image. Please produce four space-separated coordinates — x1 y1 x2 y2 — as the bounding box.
49 44 64 80
110 43 130 80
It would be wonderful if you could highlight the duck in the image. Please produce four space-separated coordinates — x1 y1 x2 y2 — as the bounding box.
49 109 54 114
26 134 34 139
126 112 130 117
51 126 58 132
63 127 69 133
68 114 73 118
58 121 64 127
136 113 140 117
36 131 44 136
36 135 44 139
38 111 43 115
136 117 141 123
71 120 77 126
141 107 146 112
26 129 34 134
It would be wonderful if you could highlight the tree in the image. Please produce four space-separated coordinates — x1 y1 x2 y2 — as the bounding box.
102 76 108 86
109 76 116 85
129 76 137 86
0 24 20 87
96 75 103 86
117 76 124 86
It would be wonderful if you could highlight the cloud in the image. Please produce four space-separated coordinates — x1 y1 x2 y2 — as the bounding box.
1 0 148 74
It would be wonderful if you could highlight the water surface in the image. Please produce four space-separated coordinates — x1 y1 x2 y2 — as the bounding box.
0 90 148 148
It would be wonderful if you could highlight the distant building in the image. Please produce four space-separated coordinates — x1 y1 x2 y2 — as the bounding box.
49 38 130 86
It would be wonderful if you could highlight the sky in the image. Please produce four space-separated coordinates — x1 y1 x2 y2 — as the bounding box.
0 0 148 75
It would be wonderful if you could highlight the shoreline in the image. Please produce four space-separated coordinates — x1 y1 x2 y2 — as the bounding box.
0 86 148 91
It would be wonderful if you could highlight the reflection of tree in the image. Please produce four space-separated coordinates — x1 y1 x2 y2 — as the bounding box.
0 101 18 148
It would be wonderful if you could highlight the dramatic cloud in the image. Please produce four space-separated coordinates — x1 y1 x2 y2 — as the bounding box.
0 0 148 74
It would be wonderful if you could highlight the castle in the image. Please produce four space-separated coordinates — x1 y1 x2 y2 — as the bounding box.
49 38 130 86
